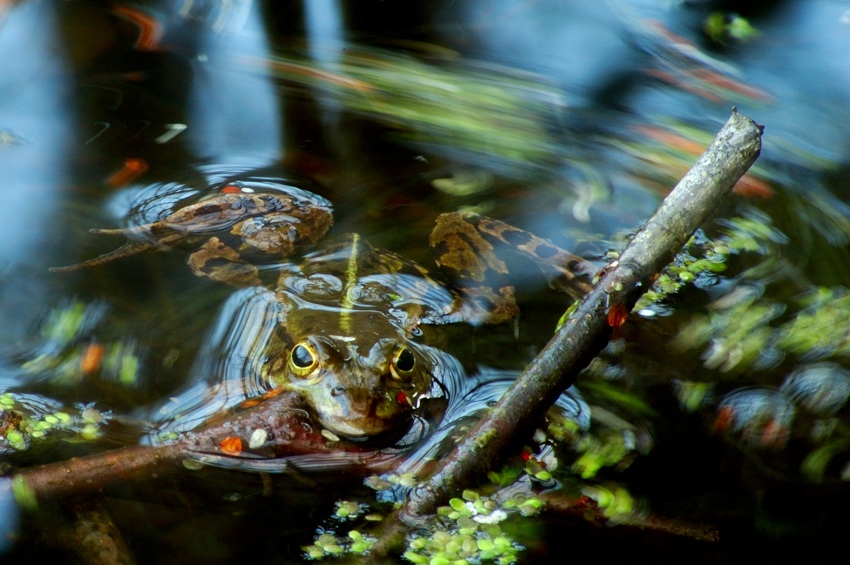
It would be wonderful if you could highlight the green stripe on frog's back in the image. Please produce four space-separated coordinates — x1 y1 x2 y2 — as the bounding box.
280 232 459 335
338 233 361 334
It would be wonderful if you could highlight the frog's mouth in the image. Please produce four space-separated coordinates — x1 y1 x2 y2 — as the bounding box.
311 389 414 442
319 415 414 443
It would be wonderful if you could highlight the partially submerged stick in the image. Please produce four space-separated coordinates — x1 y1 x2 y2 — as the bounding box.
393 109 763 526
8 390 388 505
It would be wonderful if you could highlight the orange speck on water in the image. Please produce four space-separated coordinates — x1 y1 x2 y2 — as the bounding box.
262 388 284 399
110 4 162 50
760 420 788 449
733 175 773 199
80 343 105 375
713 406 735 434
107 158 148 187
220 184 244 194
636 125 707 157
220 436 243 456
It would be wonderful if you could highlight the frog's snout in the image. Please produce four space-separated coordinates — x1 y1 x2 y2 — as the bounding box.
312 373 409 439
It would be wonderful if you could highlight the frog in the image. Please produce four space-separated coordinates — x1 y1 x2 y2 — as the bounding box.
54 180 596 441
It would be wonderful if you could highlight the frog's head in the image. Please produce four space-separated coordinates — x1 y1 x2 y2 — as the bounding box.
264 311 436 440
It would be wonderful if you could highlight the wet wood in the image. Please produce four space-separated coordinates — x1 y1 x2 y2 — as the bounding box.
539 491 721 544
53 501 137 565
11 390 386 504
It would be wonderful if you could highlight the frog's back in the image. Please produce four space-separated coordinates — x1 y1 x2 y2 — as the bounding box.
275 233 464 335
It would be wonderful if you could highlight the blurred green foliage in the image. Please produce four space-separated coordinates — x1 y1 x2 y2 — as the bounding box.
261 48 564 168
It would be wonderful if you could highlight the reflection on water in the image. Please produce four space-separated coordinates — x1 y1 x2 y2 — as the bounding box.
4 0 850 561
305 0 345 137
0 1 70 343
147 287 280 438
715 387 796 450
181 0 283 162
781 363 850 418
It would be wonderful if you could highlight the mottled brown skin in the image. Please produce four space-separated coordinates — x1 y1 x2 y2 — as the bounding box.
55 184 595 439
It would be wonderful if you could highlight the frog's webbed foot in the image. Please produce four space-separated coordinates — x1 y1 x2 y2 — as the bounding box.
430 211 596 324
186 236 263 287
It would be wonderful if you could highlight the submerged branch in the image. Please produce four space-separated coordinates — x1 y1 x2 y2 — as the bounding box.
52 500 137 565
539 491 720 544
382 109 763 541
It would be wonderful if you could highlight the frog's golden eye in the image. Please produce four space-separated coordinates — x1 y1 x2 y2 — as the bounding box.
290 341 318 376
391 346 416 380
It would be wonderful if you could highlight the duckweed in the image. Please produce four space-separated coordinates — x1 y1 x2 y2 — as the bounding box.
334 500 364 520
303 508 379 560
80 423 101 440
0 393 108 454
572 432 631 480
631 213 790 317
5 429 25 450
55 411 72 423
581 485 638 523
486 464 523 488
387 471 418 488
10 476 38 511
403 489 526 563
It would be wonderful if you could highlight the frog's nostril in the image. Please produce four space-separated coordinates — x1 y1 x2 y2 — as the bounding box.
331 386 346 397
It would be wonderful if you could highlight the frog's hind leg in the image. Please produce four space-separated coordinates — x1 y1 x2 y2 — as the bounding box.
49 234 164 272
49 219 187 272
185 236 263 287
430 211 596 323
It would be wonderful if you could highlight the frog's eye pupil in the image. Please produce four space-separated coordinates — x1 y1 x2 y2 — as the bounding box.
291 344 315 370
395 348 415 373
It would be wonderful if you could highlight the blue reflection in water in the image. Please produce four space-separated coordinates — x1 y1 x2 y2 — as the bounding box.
305 0 345 138
716 387 796 450
145 286 282 440
181 0 282 162
781 363 850 418
305 0 345 64
0 2 70 267
395 369 590 477
458 0 630 100
0 478 20 556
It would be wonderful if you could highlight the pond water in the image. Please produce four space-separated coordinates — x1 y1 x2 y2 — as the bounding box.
2 0 850 562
